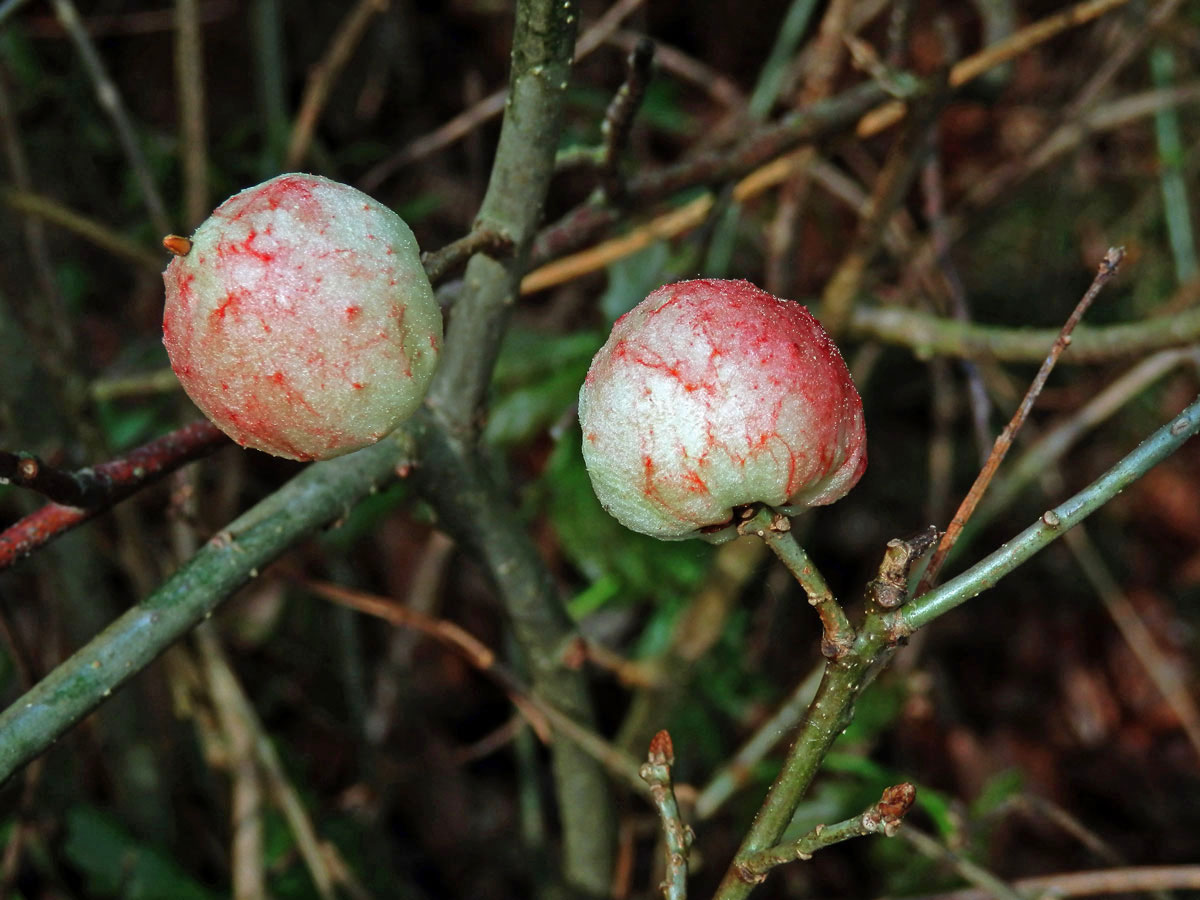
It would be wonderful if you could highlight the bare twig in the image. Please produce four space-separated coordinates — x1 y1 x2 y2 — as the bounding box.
0 186 163 272
50 0 171 235
284 0 388 170
818 69 947 336
421 229 514 284
693 662 823 820
891 865 1200 900
1063 521 1200 763
915 248 1125 596
194 627 269 900
599 36 655 198
856 0 1136 137
299 573 652 798
358 0 647 191
174 0 208 225
901 826 1026 900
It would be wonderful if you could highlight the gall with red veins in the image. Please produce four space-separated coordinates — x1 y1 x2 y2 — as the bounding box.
162 173 441 460
579 279 866 540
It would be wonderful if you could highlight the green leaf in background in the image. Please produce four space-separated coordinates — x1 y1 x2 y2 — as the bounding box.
484 327 602 448
599 241 674 323
543 430 712 607
95 402 167 451
63 805 222 900
821 753 957 839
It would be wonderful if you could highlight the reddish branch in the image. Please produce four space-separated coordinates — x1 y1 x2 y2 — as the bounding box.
0 420 229 568
915 247 1126 596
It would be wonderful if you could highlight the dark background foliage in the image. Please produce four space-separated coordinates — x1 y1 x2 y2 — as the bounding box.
1 1 1199 898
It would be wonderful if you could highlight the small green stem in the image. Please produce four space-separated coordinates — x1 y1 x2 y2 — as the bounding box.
736 783 915 880
640 731 691 900
744 508 855 657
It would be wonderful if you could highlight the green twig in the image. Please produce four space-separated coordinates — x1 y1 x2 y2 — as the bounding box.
848 300 1200 363
736 783 915 881
901 825 1026 900
415 2 616 891
713 393 1200 899
640 730 692 900
1150 45 1198 284
694 663 822 821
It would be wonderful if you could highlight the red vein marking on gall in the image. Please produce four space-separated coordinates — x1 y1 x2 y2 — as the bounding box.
578 279 866 541
162 173 442 461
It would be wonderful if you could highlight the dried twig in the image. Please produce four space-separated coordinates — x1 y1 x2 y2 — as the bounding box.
50 0 171 235
174 0 208 225
285 0 389 169
915 247 1125 596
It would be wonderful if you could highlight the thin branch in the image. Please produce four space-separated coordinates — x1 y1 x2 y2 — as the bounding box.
598 36 655 199
284 0 388 170
736 783 915 882
818 71 948 336
50 0 171 236
900 826 1026 900
855 0 1136 138
640 731 692 900
916 247 1125 596
412 0 615 890
301 571 651 798
358 0 647 191
712 393 1200 900
0 421 229 569
0 187 162 272
525 80 1200 297
893 866 1200 900
195 627 271 900
693 663 822 821
421 229 514 284
849 294 1200 363
1063 520 1200 764
899 391 1200 634
174 0 208 225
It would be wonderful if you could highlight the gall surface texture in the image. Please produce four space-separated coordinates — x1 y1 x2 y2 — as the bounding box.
579 279 866 540
163 173 441 460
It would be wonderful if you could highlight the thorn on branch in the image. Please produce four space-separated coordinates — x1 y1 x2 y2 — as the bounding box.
867 525 939 611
